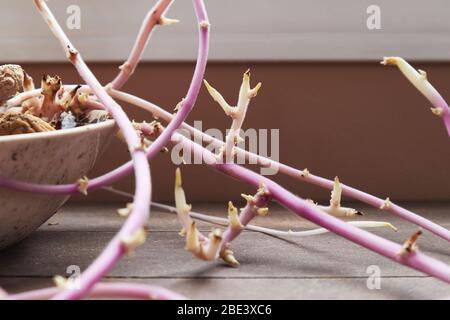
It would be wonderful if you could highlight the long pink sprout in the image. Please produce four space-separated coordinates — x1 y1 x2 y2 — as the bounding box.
220 188 270 252
381 57 450 136
7 282 186 300
2 87 450 245
168 130 450 284
3 0 171 106
33 0 155 299
110 0 174 89
32 0 209 300
106 186 398 238
0 0 449 300
111 90 450 243
0 1 210 197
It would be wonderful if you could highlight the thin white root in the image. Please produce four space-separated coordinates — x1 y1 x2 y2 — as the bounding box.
105 187 397 238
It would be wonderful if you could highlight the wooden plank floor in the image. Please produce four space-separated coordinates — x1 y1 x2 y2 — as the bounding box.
1 202 450 299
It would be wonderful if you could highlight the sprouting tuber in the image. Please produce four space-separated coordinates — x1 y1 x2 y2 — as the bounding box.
0 0 449 301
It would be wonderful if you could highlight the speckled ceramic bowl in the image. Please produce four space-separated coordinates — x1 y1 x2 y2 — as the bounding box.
0 120 116 249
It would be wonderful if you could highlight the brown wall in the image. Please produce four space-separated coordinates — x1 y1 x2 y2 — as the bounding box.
17 62 450 203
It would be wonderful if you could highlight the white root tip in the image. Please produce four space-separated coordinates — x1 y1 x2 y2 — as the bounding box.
256 207 269 216
313 177 360 217
118 62 131 72
257 182 270 196
431 107 444 117
380 197 392 210
77 176 89 196
386 223 399 232
175 167 182 188
158 16 180 26
117 203 133 217
220 248 240 267
173 98 185 113
330 176 342 207
203 79 235 116
205 228 223 260
178 227 187 237
248 82 262 98
228 201 243 230
174 168 192 218
241 193 254 204
380 56 399 66
199 20 210 29
418 69 427 80
121 228 146 254
53 275 67 289
301 168 310 177
203 79 214 93
185 222 200 254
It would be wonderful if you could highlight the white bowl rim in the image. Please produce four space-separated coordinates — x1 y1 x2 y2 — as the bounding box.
0 119 116 143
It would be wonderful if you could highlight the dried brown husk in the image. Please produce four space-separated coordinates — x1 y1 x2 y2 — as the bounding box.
1 64 111 134
0 110 55 135
0 64 25 105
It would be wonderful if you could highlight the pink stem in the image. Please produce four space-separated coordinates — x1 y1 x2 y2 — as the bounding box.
7 282 185 300
110 0 174 90
33 0 153 300
3 0 449 291
221 190 270 248
34 0 208 300
4 0 170 108
113 90 450 243
170 131 450 284
0 0 210 197
3 85 450 244
444 114 450 137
